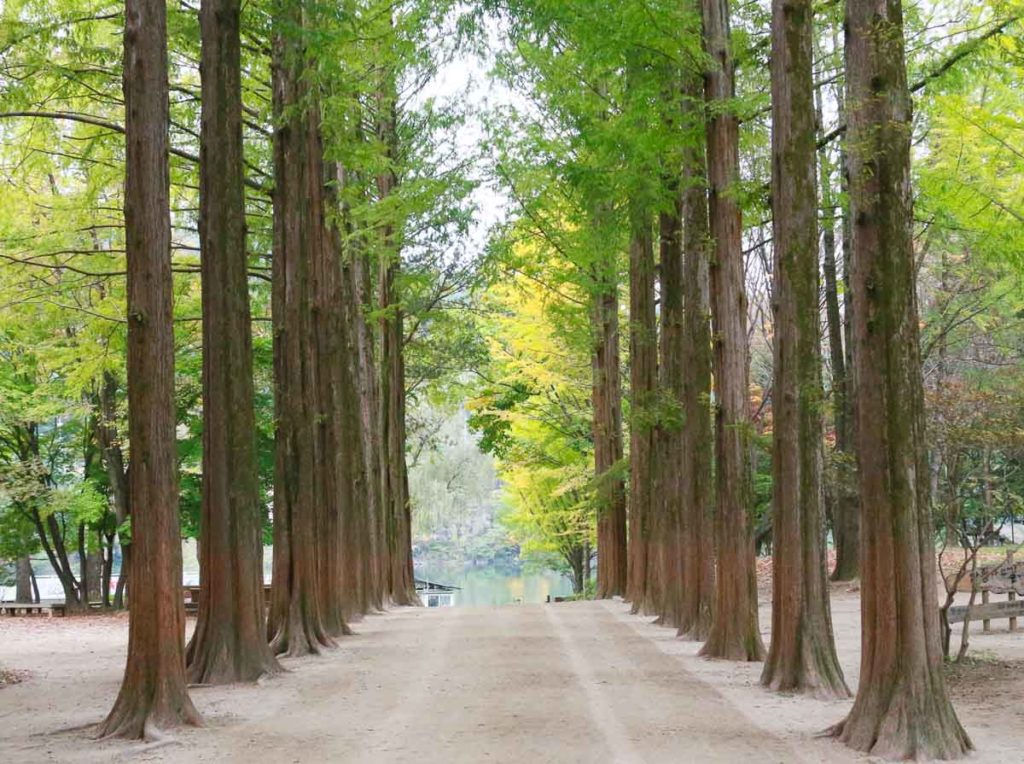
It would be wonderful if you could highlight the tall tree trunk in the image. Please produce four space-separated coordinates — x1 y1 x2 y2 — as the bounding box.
625 205 657 615
656 190 685 627
98 0 200 736
375 65 418 607
378 253 418 606
15 556 33 603
333 178 373 619
761 0 848 698
829 0 971 757
307 117 352 638
677 63 715 641
267 2 335 657
349 244 387 611
698 0 764 662
187 0 281 684
592 260 627 599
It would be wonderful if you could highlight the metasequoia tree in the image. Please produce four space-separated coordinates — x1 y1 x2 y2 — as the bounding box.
698 0 764 661
677 63 714 640
186 0 281 683
625 200 658 615
336 155 387 614
328 174 375 619
266 0 336 656
378 247 418 606
310 141 352 638
375 61 418 607
97 0 201 736
591 255 627 599
347 240 388 611
336 234 375 618
829 0 971 757
655 185 684 627
760 0 847 698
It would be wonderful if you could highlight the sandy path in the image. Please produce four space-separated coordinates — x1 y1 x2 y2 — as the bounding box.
5 595 1022 763
3 602 800 763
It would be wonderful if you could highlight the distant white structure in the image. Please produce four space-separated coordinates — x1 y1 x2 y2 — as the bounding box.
415 578 458 608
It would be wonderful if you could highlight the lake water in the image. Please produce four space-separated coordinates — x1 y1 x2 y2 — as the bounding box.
4 545 573 609
414 566 574 607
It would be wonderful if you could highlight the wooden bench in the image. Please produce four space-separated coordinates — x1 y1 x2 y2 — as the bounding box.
948 597 1024 628
0 602 66 617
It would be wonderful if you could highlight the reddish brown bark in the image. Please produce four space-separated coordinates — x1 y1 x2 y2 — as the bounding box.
592 260 627 599
378 252 418 606
186 0 281 684
375 68 418 608
266 4 335 656
677 88 715 640
761 0 847 699
308 116 351 639
698 0 764 662
337 244 373 619
655 192 685 627
349 245 387 611
330 175 373 619
829 0 971 757
625 206 658 615
98 0 200 736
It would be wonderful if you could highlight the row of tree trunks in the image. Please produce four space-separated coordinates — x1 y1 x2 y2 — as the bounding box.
98 0 421 739
98 0 200 736
558 2 970 758
591 257 627 599
829 0 970 757
186 0 280 684
698 0 764 662
761 0 847 699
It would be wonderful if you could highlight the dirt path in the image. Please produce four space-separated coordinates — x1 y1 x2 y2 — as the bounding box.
4 602 802 763
5 596 1022 763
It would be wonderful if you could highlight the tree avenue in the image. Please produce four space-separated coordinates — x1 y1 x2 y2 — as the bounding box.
1 0 1021 758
